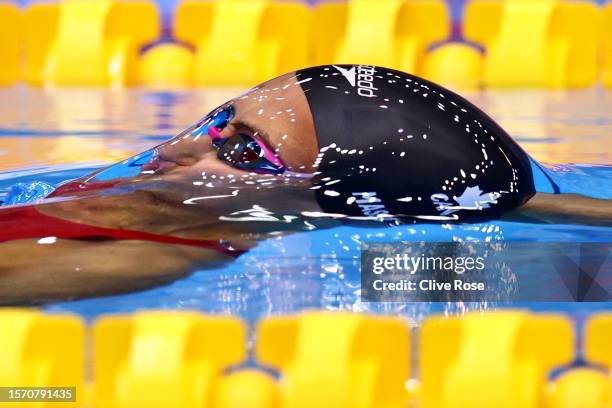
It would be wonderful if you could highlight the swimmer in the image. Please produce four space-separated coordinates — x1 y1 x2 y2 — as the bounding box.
0 65 610 305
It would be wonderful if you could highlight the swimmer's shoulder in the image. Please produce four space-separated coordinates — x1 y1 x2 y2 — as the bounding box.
510 192 612 226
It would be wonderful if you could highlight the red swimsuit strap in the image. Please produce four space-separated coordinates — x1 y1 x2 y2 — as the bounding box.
0 205 243 257
47 180 121 197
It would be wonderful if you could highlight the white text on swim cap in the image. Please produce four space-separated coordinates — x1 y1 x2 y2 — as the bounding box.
351 192 389 217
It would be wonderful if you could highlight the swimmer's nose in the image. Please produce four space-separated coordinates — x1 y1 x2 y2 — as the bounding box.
155 130 216 167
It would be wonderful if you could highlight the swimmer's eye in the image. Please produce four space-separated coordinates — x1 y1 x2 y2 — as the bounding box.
215 133 265 164
194 104 285 174
214 132 285 174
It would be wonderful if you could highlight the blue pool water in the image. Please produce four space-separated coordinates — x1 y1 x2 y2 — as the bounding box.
0 87 610 329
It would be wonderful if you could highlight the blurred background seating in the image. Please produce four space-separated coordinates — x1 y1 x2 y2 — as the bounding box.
2 308 612 407
0 0 610 89
24 0 159 87
312 0 448 76
604 2 612 87
0 3 20 86
464 0 601 88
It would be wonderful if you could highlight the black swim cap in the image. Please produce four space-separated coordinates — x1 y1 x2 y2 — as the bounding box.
297 65 535 221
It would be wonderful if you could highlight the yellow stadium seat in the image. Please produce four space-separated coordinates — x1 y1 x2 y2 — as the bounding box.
214 369 278 408
464 0 602 88
138 43 195 88
24 0 159 87
313 0 449 76
546 368 609 408
420 311 574 408
585 313 612 370
582 314 612 407
422 43 484 89
94 311 245 408
174 0 311 87
0 309 85 407
255 312 410 408
0 3 21 86
23 2 58 86
604 3 612 88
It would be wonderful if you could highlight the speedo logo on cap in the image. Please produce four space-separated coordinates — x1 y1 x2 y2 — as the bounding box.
333 65 378 98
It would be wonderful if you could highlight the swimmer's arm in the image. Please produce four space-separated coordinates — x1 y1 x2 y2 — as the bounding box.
0 239 231 305
509 193 612 226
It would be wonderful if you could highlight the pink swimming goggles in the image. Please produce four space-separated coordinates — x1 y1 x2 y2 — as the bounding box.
195 105 291 175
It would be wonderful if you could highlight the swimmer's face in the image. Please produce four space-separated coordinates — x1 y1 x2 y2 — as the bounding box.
142 72 319 180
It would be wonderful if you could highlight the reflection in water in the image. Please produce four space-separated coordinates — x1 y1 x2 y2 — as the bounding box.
0 86 239 169
468 88 612 164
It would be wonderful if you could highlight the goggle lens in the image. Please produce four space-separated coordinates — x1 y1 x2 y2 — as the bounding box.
215 134 283 173
196 106 285 174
